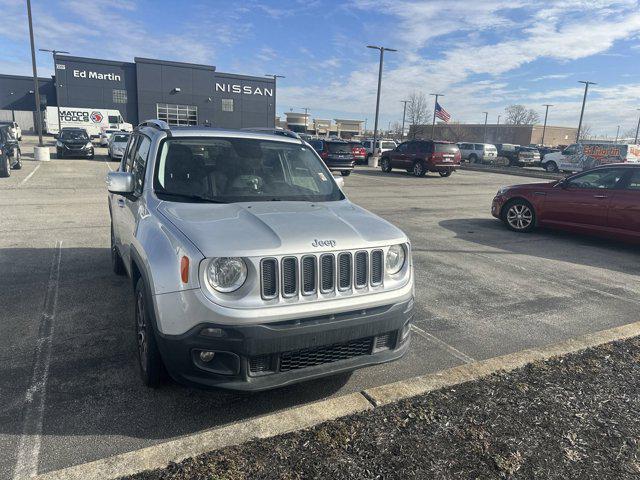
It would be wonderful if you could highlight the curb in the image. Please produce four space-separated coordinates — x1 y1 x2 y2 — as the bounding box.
35 320 640 480
460 164 563 180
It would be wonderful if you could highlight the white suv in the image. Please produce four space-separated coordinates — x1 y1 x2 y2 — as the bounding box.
457 143 497 163
362 139 397 160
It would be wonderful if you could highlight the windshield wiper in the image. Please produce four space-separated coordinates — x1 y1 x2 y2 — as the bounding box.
155 191 227 203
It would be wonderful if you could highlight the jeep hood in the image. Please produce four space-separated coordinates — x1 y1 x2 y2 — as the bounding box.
157 200 407 257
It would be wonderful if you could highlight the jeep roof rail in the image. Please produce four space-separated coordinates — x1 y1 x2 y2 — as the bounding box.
137 119 172 136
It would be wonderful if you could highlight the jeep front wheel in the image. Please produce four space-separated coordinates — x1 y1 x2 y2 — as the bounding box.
380 158 392 173
135 278 166 387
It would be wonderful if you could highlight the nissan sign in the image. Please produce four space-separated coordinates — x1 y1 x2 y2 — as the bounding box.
215 83 273 96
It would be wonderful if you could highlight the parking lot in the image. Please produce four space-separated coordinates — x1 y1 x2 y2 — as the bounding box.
2 140 639 478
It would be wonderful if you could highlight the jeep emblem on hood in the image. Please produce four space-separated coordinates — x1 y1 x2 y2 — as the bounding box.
312 239 336 248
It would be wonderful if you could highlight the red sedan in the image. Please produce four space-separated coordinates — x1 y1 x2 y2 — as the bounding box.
492 164 640 242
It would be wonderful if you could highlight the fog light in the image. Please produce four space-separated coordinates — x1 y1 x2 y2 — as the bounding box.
199 351 216 363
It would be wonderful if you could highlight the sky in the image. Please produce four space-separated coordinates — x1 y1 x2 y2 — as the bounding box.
1 0 639 137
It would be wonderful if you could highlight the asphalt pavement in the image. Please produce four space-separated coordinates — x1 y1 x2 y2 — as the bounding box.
1 138 639 478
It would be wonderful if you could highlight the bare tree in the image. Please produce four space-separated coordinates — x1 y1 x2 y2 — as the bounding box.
504 104 540 125
579 124 593 140
407 92 429 138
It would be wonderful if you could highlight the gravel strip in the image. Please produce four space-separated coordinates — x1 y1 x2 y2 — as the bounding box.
125 337 640 480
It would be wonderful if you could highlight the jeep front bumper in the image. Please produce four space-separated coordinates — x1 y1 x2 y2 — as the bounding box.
154 298 414 391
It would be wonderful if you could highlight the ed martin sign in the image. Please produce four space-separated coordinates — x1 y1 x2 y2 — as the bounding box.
73 69 122 82
215 83 273 96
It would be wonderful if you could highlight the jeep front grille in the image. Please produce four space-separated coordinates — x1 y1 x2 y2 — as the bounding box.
260 249 385 300
261 258 278 299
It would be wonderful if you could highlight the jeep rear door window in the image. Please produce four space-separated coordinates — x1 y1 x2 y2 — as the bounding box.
154 138 344 203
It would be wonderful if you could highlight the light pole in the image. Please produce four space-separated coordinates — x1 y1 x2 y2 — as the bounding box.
9 92 15 122
265 74 284 128
40 49 70 135
26 0 43 146
576 80 596 142
400 100 408 140
635 109 640 144
429 93 444 139
615 125 620 143
541 104 553 146
482 111 488 143
495 114 501 142
301 107 310 134
367 45 397 157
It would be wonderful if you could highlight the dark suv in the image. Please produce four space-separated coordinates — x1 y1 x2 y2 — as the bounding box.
308 139 355 176
380 140 461 177
0 125 22 177
56 127 94 159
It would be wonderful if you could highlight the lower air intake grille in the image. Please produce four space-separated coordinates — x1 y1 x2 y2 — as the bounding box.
249 355 272 374
279 337 374 372
261 259 277 299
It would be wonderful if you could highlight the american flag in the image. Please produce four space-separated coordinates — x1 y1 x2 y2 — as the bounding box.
435 102 451 123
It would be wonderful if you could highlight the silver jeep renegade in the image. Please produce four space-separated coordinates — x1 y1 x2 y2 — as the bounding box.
107 120 414 391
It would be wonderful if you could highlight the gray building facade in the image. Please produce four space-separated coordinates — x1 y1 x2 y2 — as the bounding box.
0 54 275 130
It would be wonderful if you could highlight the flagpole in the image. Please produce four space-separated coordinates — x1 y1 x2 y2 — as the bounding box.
429 93 443 140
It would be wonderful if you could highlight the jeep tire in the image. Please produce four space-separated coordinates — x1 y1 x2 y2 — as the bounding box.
380 158 392 173
135 278 166 388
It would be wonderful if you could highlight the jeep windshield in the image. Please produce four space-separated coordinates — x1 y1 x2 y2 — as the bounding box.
154 138 344 203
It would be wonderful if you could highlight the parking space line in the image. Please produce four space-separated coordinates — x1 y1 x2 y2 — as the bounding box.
411 324 475 364
13 241 63 480
19 164 41 186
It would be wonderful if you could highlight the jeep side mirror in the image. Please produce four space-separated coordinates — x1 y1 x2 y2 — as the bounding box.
557 178 568 189
106 171 134 194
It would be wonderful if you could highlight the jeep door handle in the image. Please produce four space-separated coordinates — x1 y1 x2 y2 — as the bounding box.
593 195 608 199
117 198 125 207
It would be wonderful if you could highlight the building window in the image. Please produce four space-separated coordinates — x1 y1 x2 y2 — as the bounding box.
156 103 198 126
113 89 128 104
221 98 234 112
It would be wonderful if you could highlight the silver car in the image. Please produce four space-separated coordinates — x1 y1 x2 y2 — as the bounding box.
108 132 131 160
107 120 414 391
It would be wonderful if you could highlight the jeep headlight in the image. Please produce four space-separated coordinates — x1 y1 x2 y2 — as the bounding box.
386 244 406 275
56 140 63 147
206 257 247 292
85 141 93 149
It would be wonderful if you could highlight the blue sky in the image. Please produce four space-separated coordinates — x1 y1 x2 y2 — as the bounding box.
1 0 639 136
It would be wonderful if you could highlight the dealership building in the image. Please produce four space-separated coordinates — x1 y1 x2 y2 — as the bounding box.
0 54 276 131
